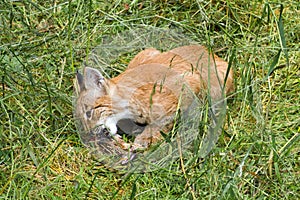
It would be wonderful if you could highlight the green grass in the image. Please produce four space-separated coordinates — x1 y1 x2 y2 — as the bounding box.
0 0 299 199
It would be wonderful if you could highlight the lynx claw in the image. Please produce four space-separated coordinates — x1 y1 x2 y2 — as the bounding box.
112 135 131 149
120 153 137 165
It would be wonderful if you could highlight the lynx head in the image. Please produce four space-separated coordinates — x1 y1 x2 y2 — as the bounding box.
74 67 116 143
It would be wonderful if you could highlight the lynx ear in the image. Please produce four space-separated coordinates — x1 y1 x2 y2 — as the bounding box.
83 67 106 91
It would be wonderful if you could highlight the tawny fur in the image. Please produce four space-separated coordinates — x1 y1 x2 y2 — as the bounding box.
75 45 234 151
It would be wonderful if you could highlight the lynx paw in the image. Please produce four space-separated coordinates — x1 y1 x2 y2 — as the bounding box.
113 135 131 149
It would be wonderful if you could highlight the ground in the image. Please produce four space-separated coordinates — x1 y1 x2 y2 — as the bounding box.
0 0 299 199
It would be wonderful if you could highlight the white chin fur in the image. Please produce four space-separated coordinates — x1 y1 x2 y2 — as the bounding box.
105 118 118 135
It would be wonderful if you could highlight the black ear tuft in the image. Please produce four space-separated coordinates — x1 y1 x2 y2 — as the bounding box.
76 71 85 92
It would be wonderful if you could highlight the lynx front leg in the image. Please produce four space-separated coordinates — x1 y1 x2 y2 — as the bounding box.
132 122 173 151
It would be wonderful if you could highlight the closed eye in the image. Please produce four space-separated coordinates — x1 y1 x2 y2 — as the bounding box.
94 104 107 116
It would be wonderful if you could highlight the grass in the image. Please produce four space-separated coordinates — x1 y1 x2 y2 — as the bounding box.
0 0 299 199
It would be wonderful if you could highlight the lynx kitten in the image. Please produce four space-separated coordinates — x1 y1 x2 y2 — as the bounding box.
75 45 233 153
